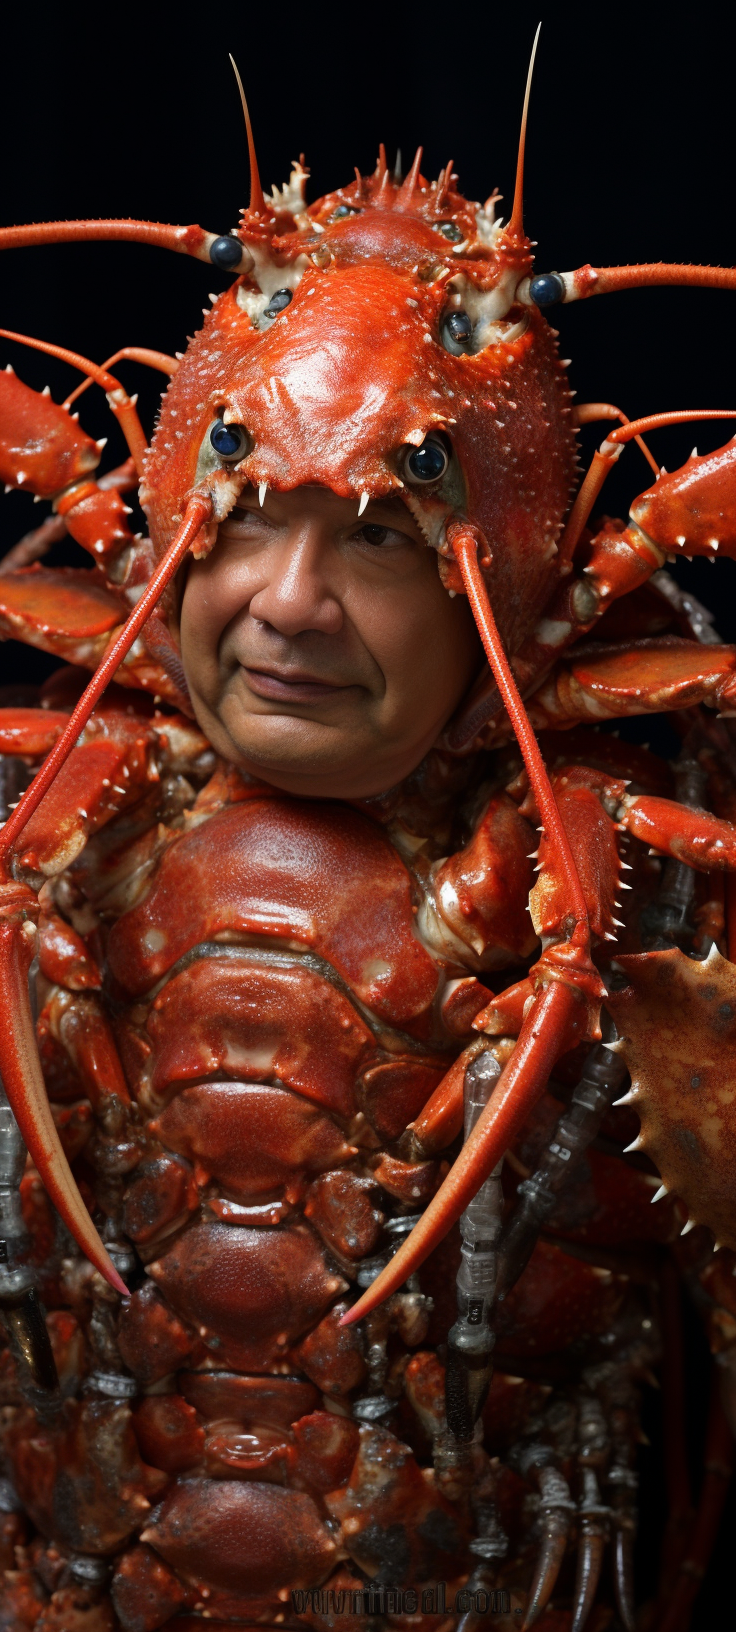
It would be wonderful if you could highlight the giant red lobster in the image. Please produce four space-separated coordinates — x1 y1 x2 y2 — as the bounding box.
0 47 736 1632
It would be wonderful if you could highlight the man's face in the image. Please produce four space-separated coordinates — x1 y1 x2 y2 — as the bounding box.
179 485 480 799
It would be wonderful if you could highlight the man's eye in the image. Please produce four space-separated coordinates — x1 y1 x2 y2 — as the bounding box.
221 507 274 538
359 524 390 546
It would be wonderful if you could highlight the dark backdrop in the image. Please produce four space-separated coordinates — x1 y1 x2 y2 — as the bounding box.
1 2 735 1623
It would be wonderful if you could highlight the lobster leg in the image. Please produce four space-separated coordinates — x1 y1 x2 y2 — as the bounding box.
444 1051 503 1443
522 1459 575 1629
570 1474 608 1632
0 1068 59 1399
448 414 736 750
345 527 606 1324
523 635 736 734
0 494 210 1294
495 1036 628 1302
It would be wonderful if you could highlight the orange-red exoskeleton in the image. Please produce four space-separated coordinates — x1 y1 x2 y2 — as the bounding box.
0 47 736 1632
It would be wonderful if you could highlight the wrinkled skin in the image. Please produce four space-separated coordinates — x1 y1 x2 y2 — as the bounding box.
179 485 481 798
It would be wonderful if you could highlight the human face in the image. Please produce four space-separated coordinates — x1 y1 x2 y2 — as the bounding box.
179 485 481 800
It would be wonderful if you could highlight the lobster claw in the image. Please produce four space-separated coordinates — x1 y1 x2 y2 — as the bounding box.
0 875 127 1297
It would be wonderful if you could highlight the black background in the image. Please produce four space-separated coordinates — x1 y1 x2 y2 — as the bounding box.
1 1 735 1622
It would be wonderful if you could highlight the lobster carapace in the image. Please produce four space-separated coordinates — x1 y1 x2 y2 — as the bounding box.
0 53 736 1631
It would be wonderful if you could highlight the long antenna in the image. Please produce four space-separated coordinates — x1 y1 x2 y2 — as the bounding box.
229 55 267 216
507 22 542 243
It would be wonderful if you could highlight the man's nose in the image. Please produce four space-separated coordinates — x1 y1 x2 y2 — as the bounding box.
247 524 343 637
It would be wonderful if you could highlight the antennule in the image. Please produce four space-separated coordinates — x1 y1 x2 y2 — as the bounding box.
229 55 267 217
507 21 542 245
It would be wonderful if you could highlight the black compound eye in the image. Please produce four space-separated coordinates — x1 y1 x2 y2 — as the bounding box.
441 310 473 356
434 221 464 244
210 420 250 461
402 435 450 485
263 288 293 319
209 235 244 271
529 272 565 307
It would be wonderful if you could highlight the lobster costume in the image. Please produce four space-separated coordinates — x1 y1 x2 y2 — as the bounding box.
1 55 736 1631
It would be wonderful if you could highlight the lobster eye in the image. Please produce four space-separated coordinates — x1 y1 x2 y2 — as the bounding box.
331 204 358 220
263 288 293 319
401 435 450 485
441 310 473 356
434 221 464 243
528 272 565 307
209 235 245 271
210 420 250 461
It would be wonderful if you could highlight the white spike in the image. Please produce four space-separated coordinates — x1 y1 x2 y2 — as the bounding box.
358 491 370 517
4 364 14 374
620 883 632 891
527 849 539 859
258 482 268 507
681 1219 696 1236
41 384 51 397
620 861 633 870
623 1137 642 1154
603 932 617 942
690 446 698 458
15 472 25 485
3 484 12 495
603 1039 623 1052
612 1090 635 1106
651 1184 668 1204
95 437 108 451
612 918 625 928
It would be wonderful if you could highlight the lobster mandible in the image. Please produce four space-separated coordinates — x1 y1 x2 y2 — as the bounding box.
0 41 735 1631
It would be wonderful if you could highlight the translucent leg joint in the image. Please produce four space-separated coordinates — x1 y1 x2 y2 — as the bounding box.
445 1051 503 1442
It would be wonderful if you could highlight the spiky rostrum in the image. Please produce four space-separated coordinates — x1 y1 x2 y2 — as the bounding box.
141 152 577 657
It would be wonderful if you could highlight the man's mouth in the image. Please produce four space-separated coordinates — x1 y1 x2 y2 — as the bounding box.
242 666 355 705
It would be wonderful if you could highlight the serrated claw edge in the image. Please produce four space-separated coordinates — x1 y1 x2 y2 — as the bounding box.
607 947 736 1252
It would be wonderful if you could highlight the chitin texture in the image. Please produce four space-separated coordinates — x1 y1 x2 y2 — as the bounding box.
0 87 735 1632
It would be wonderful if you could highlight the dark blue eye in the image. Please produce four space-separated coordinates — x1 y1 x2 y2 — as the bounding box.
441 310 473 355
435 221 464 243
529 272 565 307
210 420 250 460
263 288 293 319
331 204 358 220
403 436 450 484
209 235 245 271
